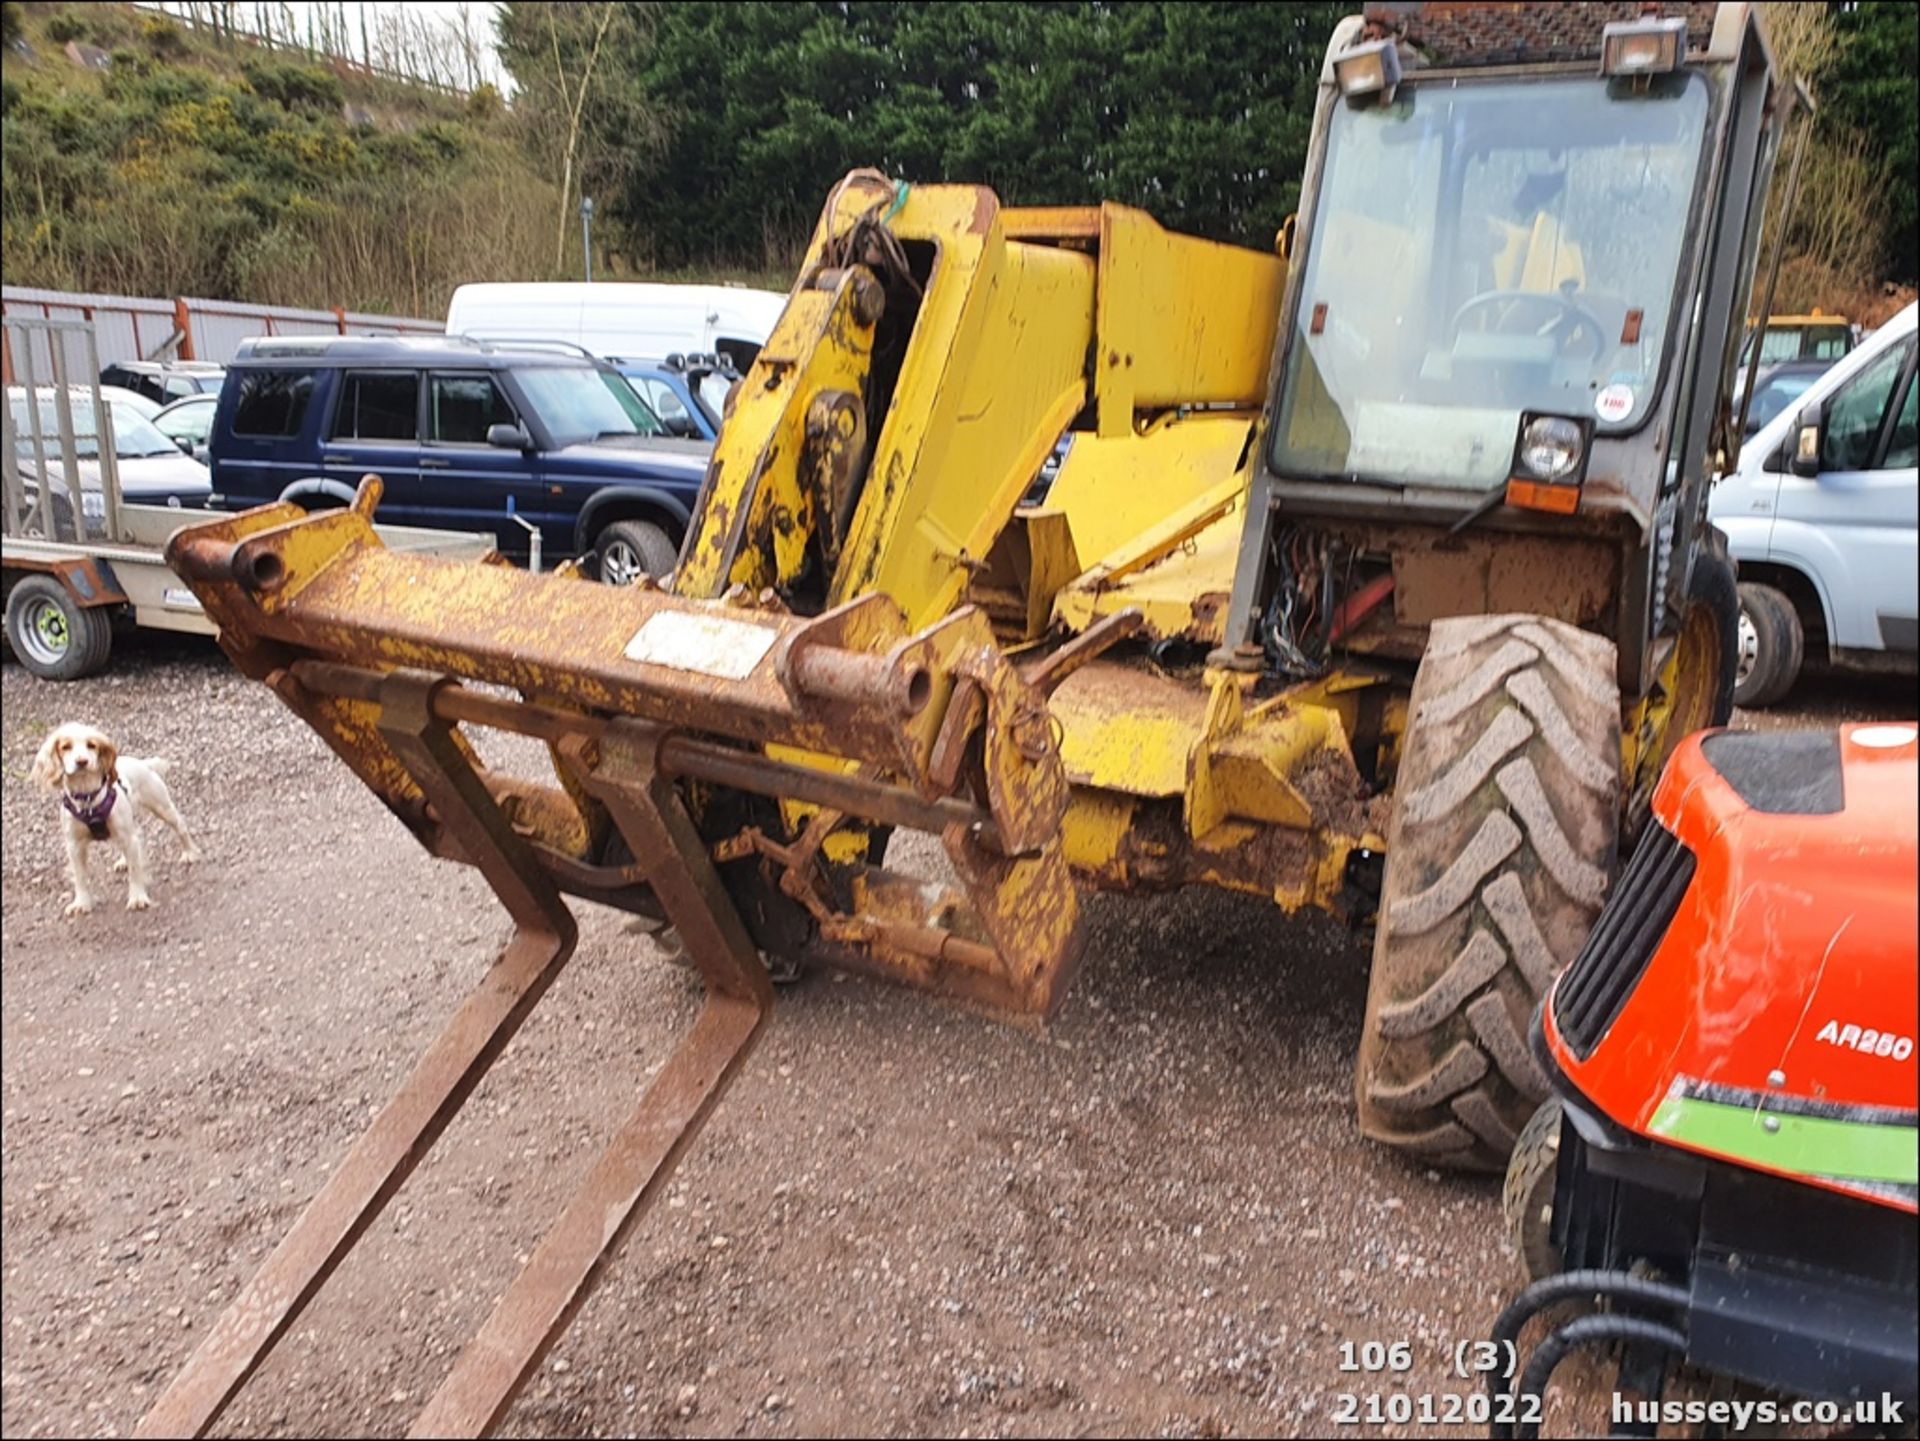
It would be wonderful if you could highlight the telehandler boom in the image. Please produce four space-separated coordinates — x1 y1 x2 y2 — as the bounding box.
138 3 1795 1434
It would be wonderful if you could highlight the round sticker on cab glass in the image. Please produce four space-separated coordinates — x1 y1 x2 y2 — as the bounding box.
1594 383 1635 424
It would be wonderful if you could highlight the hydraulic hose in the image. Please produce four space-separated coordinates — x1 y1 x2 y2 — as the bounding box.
1509 1313 1689 1441
1487 1269 1689 1439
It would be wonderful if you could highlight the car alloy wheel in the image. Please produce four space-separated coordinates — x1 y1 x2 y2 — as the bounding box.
600 539 644 586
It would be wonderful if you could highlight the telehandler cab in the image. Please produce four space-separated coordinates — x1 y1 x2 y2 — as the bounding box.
138 4 1796 1434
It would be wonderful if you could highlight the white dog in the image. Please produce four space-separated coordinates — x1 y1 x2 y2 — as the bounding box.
32 722 200 916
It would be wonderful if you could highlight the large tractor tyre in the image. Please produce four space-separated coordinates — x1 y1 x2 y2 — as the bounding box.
1355 614 1621 1172
1732 582 1804 709
595 520 678 586
5 576 114 682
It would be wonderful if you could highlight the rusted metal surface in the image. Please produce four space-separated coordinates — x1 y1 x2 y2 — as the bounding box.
285 658 1000 845
162 487 1081 1007
0 552 126 606
1019 607 1144 699
1368 1 1720 67
136 484 1094 1435
802 388 871 571
408 723 772 1437
135 674 580 1440
1387 531 1617 629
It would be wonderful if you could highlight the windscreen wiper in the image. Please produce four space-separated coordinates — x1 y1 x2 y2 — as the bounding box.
1448 482 1509 535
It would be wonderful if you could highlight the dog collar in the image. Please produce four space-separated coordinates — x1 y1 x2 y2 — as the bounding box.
61 782 119 841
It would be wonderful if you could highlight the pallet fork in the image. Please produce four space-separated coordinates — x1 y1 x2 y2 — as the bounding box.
136 482 1092 1436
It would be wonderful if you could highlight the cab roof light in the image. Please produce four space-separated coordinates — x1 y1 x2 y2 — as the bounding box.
1600 17 1687 78
1333 38 1401 104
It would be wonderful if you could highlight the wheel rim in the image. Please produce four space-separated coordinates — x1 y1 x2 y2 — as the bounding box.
20 597 72 667
1664 601 1726 743
1735 607 1760 687
1630 599 1725 810
600 540 642 586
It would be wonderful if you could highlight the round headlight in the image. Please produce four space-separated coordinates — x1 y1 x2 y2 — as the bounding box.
1520 416 1584 481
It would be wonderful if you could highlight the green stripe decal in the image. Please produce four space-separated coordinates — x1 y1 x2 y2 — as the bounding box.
1649 1095 1919 1185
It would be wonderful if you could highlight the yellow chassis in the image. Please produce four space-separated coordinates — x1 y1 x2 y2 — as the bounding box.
140 172 1683 1439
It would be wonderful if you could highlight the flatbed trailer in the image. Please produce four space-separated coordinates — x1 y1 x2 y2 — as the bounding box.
2 503 494 680
2 315 493 680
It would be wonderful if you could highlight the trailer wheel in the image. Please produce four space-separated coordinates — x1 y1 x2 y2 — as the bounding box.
1355 614 1620 1172
595 520 677 586
5 576 113 681
1503 1099 1563 1282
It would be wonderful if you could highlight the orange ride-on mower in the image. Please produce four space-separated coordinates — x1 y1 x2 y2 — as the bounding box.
1490 723 1918 1438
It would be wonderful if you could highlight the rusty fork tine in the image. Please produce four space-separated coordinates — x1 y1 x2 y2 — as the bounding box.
136 673 578 1441
407 998 764 1437
411 721 773 1436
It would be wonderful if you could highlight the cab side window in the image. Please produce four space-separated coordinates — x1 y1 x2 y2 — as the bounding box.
429 373 517 444
1821 341 1911 472
232 369 317 437
332 371 420 443
635 377 687 423
1884 369 1917 471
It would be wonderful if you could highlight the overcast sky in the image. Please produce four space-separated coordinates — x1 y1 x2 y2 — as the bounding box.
144 2 515 93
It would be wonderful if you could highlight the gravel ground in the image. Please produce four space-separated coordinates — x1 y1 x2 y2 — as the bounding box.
2 627 1911 1439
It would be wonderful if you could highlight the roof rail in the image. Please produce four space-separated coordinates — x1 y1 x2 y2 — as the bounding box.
453 333 605 362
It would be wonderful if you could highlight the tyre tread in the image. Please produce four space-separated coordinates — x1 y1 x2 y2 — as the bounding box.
1357 614 1620 1172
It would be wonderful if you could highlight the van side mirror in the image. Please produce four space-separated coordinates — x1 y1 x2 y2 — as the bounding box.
174 435 196 455
487 423 532 450
1790 415 1821 478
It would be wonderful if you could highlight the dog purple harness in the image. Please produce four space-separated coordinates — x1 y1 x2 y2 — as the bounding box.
62 783 119 841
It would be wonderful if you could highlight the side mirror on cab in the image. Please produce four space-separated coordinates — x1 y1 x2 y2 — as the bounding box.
174 435 196 455
487 423 532 450
1789 409 1822 478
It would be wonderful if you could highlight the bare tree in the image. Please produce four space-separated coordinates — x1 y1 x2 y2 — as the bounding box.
545 2 618 269
455 3 484 91
1756 1 1889 310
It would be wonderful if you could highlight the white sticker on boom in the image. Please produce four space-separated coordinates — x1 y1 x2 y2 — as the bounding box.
624 611 777 680
1594 383 1635 424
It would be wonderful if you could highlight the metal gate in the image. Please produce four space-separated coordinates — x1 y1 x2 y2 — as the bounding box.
1 316 127 545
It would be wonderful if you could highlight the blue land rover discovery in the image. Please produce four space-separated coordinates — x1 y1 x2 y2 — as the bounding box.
208 336 712 582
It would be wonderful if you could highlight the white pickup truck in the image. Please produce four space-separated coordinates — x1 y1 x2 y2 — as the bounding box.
1712 303 1918 706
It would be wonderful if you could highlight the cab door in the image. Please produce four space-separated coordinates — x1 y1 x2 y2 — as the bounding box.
420 370 544 559
1773 336 1919 653
627 372 714 440
321 369 421 515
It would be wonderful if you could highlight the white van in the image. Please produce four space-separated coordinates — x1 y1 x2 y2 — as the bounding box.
444 282 786 374
1712 302 1918 705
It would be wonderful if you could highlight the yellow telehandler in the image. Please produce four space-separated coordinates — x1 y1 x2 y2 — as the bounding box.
136 4 1802 1434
